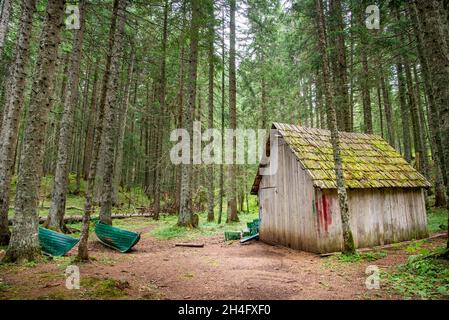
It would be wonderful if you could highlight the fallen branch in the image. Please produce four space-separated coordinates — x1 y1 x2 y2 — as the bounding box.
175 243 204 248
8 213 156 226
320 232 448 257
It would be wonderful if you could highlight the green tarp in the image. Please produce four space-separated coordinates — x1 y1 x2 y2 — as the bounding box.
95 222 140 253
39 227 79 257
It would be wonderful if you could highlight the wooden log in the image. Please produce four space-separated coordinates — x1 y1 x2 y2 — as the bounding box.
174 243 204 248
8 213 156 226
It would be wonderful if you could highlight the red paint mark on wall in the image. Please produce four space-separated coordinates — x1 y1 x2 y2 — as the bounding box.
316 192 332 233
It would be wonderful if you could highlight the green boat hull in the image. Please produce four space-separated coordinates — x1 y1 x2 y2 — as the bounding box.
38 227 79 257
94 222 141 253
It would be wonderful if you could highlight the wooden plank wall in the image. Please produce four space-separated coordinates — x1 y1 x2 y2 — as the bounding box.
259 137 319 252
258 134 429 254
316 188 428 253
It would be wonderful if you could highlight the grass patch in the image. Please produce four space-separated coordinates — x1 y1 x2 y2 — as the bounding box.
383 247 449 299
334 251 387 263
0 280 10 292
427 207 448 234
37 291 68 300
151 211 259 240
81 277 128 299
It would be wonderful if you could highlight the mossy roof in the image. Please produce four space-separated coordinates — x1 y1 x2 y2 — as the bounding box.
251 123 430 193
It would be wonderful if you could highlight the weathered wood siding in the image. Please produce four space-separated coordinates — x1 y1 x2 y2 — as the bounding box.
258 135 428 254
259 137 319 252
315 188 428 253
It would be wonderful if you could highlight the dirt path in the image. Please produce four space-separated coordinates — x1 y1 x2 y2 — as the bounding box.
0 225 446 300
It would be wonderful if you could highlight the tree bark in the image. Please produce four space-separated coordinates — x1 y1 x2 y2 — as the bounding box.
0 0 36 246
218 5 225 225
410 2 446 207
46 0 86 233
3 0 65 263
154 0 169 220
99 0 128 225
415 0 449 249
113 45 135 208
329 0 350 132
227 0 238 223
178 0 200 227
315 0 355 254
78 0 125 260
83 63 99 180
207 0 215 222
0 0 36 245
396 62 412 162
358 0 372 134
0 0 12 54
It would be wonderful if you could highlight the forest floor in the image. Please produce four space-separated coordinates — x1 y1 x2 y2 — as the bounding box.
0 210 448 300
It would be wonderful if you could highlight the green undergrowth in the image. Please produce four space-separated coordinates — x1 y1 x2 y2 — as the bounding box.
426 207 448 234
80 276 129 299
151 211 259 240
336 251 388 263
383 247 449 299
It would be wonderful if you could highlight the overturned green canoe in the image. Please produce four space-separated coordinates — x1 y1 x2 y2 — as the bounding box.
38 227 79 257
94 222 141 253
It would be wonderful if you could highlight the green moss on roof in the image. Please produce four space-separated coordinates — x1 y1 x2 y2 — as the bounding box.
272 123 431 190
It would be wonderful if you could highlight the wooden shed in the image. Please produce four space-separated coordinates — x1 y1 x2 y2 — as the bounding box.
251 123 431 253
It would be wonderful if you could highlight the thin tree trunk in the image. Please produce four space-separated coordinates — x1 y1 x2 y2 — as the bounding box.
113 45 135 207
218 5 225 225
99 0 128 225
0 0 36 246
329 0 350 132
178 0 200 227
315 0 355 254
207 0 215 222
380 62 395 148
78 0 124 260
154 0 169 220
0 0 12 54
396 62 412 162
359 1 372 134
46 0 86 233
227 0 238 223
3 0 65 263
83 63 99 180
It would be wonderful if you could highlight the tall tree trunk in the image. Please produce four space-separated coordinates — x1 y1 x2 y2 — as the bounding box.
0 0 12 55
410 2 447 207
113 44 135 207
359 0 372 134
396 62 412 162
218 5 225 225
380 62 396 148
404 62 425 172
416 0 449 249
174 1 187 214
99 0 128 225
3 0 65 263
329 0 350 132
315 0 355 254
154 0 169 220
261 54 267 129
46 0 86 233
178 0 200 227
78 0 124 260
377 80 384 138
0 0 36 246
207 0 215 222
83 63 99 180
227 0 238 223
